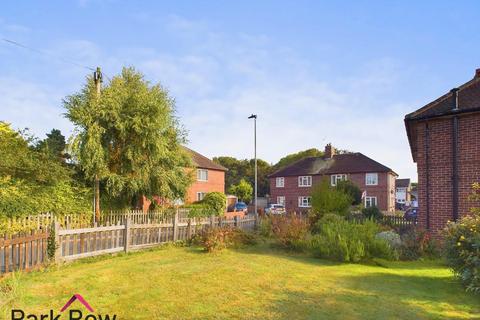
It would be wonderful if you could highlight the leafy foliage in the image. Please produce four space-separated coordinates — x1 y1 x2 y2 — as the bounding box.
228 179 253 203
310 178 352 222
444 213 480 293
399 228 439 260
213 157 271 197
269 215 309 248
201 192 227 216
0 122 91 218
362 206 383 220
35 129 67 161
310 215 396 262
335 180 362 205
64 67 193 208
193 226 256 253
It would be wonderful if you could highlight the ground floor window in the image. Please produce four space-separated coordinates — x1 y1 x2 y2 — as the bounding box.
277 196 285 205
196 192 207 201
298 196 312 208
365 196 377 208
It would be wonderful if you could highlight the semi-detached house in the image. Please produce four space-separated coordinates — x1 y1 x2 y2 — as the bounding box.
268 144 397 213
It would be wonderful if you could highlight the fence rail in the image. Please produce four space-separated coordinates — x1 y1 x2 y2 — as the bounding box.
1 211 257 275
349 214 418 227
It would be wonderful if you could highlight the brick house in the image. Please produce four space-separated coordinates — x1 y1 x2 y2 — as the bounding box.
140 147 227 211
405 69 480 234
268 144 397 213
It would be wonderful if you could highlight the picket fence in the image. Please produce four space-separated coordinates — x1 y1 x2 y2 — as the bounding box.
0 211 257 275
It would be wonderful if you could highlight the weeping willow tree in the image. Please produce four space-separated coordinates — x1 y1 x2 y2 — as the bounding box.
64 67 193 218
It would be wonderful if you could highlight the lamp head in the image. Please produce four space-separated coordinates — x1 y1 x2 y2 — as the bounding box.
248 114 257 119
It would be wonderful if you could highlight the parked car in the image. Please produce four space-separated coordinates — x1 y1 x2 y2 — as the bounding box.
265 204 286 215
404 207 418 220
233 202 248 213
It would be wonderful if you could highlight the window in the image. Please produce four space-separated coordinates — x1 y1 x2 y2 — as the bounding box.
298 176 312 187
366 173 378 186
298 196 312 208
276 177 285 188
197 169 208 181
277 196 285 205
196 192 207 201
330 174 348 186
365 196 377 208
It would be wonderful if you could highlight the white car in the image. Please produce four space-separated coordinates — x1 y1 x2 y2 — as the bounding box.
265 204 286 215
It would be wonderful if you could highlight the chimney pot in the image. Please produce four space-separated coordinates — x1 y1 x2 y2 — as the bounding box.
475 68 480 78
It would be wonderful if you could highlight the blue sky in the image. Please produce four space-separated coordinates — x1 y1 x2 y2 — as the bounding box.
1 1 479 180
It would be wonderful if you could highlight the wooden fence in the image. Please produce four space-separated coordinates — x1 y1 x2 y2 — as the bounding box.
0 211 257 275
349 214 418 227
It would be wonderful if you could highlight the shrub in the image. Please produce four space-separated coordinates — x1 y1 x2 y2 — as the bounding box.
399 228 439 260
310 179 352 223
310 215 396 262
258 217 273 238
362 206 383 220
270 215 309 248
202 192 227 216
193 226 256 253
444 214 480 294
376 231 402 251
335 180 362 205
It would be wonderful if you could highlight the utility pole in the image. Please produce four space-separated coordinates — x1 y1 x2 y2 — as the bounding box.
93 67 102 223
248 114 258 217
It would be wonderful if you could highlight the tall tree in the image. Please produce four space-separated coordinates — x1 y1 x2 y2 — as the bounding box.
36 129 67 160
64 67 193 217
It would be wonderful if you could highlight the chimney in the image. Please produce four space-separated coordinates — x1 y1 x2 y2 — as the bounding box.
475 68 480 78
324 143 336 159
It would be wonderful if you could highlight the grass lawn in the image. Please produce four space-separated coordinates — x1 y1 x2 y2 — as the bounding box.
1 243 479 319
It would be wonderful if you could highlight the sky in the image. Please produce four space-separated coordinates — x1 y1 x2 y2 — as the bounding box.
1 1 480 181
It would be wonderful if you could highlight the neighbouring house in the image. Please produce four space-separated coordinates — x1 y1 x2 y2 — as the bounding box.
268 144 397 213
405 68 480 235
139 146 227 211
395 178 411 206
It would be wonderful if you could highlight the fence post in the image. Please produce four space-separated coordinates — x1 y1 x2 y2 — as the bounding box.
187 218 192 239
173 209 179 241
234 215 238 228
124 218 131 253
54 221 61 263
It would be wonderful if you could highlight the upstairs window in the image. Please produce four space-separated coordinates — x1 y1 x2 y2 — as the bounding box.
330 174 348 186
197 169 208 181
298 176 312 187
366 173 378 186
276 177 285 188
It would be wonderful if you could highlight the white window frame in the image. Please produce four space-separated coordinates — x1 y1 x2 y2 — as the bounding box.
197 169 208 182
365 196 377 208
275 177 285 188
330 174 348 186
298 196 312 208
196 192 207 201
298 176 312 187
365 173 378 186
277 196 285 206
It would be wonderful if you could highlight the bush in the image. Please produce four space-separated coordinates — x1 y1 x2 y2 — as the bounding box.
258 217 273 238
202 192 227 216
376 231 402 250
310 215 396 262
444 214 480 294
399 228 439 260
310 179 353 223
193 226 256 253
335 180 362 205
362 206 383 220
270 215 309 248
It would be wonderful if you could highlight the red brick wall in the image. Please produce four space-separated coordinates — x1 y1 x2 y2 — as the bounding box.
185 169 225 203
413 113 480 234
269 172 395 213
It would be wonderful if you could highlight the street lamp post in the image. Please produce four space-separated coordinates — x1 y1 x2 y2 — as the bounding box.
248 114 257 217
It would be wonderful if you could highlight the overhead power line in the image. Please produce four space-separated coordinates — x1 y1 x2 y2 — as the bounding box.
2 38 96 72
